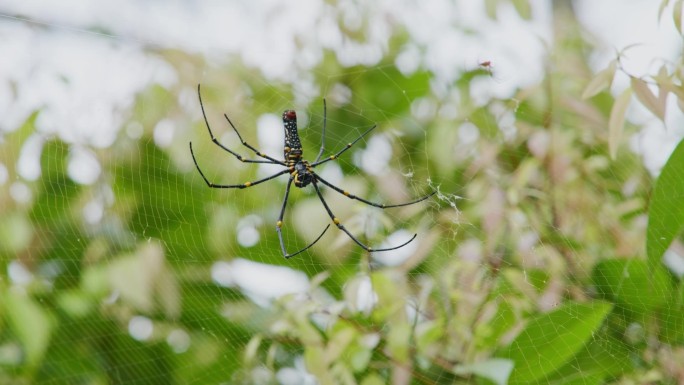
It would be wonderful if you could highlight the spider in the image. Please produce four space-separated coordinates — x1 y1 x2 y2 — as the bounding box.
189 84 435 258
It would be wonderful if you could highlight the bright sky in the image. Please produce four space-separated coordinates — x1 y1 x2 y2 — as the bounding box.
0 0 680 302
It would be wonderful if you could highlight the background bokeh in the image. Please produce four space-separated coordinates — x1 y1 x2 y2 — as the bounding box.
1 1 684 384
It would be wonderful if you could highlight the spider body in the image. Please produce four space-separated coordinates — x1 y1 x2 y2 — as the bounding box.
282 110 315 188
292 160 314 188
190 84 434 258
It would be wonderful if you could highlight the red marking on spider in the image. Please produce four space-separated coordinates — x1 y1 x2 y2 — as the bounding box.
284 110 296 120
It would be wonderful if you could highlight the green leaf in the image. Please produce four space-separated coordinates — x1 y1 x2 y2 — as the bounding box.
647 138 684 270
476 301 517 349
545 334 632 383
353 66 430 120
497 301 613 384
592 259 672 314
3 291 55 367
659 283 684 343
115 140 209 262
30 141 80 225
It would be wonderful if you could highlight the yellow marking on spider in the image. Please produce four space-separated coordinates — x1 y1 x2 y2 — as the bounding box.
244 182 252 187
330 155 336 160
347 143 352 147
276 221 283 228
343 191 350 196
333 217 340 225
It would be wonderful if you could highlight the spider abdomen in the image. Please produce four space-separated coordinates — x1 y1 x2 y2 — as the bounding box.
282 110 303 160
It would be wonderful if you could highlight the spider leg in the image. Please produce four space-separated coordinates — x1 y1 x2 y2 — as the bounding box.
311 180 417 252
314 98 327 163
197 84 282 165
223 114 286 166
190 142 289 188
312 172 436 208
310 124 377 167
276 177 330 258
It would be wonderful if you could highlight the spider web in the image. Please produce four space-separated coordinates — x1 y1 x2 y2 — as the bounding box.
1 1 683 384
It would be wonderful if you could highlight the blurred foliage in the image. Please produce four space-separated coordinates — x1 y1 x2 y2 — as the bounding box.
2 1 684 385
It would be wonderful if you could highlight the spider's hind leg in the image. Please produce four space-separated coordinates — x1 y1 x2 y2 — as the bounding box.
311 180 417 252
276 177 330 258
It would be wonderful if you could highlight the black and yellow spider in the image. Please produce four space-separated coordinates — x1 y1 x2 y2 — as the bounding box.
189 85 434 258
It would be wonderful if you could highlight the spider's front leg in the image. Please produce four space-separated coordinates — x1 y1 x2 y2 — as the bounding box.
190 143 290 188
310 124 377 167
276 176 330 258
196 84 284 165
312 172 436 208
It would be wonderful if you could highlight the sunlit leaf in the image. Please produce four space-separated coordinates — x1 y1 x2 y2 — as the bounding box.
361 374 386 385
108 241 179 315
243 334 262 364
387 321 411 363
349 344 373 372
4 291 55 367
631 76 666 120
674 0 683 33
608 88 632 160
659 0 671 23
655 65 672 110
647 138 684 270
326 326 356 361
56 290 93 318
582 61 617 99
0 213 33 253
454 359 514 385
304 345 331 381
511 0 532 19
484 0 500 19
